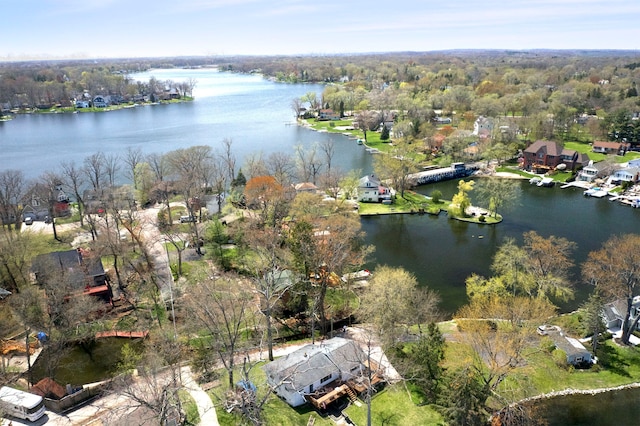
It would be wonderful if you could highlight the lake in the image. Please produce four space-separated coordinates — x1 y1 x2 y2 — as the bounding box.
363 178 640 314
0 68 372 180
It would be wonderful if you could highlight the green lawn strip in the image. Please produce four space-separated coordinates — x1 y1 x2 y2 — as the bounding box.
358 191 501 223
178 389 201 425
358 191 443 216
564 141 640 163
343 383 445 426
501 340 640 404
495 165 572 183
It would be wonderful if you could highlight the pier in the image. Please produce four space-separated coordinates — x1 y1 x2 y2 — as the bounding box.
409 162 478 186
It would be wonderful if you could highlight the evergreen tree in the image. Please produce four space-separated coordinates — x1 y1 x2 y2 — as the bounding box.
582 292 606 354
231 168 247 189
404 322 446 401
380 125 390 141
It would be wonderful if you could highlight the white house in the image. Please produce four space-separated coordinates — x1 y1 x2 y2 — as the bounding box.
473 116 493 136
357 174 391 203
262 337 367 407
612 167 640 183
577 160 617 183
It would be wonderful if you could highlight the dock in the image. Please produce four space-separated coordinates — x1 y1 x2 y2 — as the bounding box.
408 163 477 186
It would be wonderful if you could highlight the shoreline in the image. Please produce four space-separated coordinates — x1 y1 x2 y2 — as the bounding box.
0 98 193 120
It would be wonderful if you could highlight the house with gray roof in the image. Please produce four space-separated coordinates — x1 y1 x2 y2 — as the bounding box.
262 337 367 407
546 329 593 366
602 297 640 331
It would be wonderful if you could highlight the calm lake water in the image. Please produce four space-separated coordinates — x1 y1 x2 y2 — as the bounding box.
2 69 640 422
363 178 640 315
0 68 372 180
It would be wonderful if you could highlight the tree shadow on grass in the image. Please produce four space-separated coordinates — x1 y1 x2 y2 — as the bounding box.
597 343 631 378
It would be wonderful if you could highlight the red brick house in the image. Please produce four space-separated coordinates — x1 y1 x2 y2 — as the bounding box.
522 140 589 172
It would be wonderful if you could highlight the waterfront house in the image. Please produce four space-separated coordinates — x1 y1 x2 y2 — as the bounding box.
92 96 109 108
612 167 640 184
32 248 113 305
577 160 617 183
262 337 379 408
522 140 589 172
602 297 640 331
357 174 391 203
592 141 629 155
546 329 593 366
317 109 340 121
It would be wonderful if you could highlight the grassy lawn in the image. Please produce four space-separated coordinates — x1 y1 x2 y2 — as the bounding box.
303 118 405 155
502 339 640 402
357 191 442 216
564 141 640 163
343 384 445 426
358 191 502 224
179 389 201 425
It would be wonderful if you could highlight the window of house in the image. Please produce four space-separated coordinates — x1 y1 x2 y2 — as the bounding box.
321 374 332 383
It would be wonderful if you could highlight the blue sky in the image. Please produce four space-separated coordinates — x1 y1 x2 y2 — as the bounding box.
1 0 639 60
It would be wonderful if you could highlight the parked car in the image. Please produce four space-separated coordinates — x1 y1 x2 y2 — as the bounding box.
180 215 196 223
24 217 33 225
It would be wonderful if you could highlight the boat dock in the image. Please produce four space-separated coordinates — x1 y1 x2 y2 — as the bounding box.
409 163 477 186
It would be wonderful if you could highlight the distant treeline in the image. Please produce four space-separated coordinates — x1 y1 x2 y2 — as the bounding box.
3 50 640 144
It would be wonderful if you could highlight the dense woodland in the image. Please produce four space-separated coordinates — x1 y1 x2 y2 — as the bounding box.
2 51 640 425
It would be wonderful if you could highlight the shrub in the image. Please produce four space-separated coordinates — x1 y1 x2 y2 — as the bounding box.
479 214 486 222
552 348 568 369
539 337 556 353
431 189 442 204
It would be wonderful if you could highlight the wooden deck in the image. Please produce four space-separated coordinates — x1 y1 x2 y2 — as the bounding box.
307 359 385 409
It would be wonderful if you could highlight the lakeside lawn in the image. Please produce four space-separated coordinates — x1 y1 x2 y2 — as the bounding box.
357 191 502 224
343 383 445 426
302 118 426 160
564 141 640 164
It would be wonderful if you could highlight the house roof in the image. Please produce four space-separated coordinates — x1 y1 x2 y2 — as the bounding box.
593 141 629 150
262 337 364 392
615 167 640 176
32 249 105 289
358 174 381 188
524 140 564 156
547 330 590 357
294 182 318 192
603 299 627 324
